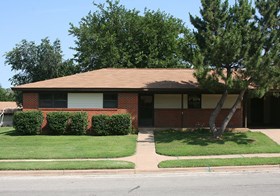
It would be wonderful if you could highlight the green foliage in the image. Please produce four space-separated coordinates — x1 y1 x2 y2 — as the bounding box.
253 0 280 92
92 114 132 136
47 112 71 135
92 115 111 136
0 127 137 159
159 157 280 168
13 111 43 135
190 0 279 93
0 160 135 170
69 0 193 70
69 112 88 135
154 129 280 156
109 114 132 135
190 0 279 136
0 86 15 101
5 38 78 86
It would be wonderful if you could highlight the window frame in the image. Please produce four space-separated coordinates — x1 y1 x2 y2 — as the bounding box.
103 93 118 108
39 93 67 108
188 94 201 109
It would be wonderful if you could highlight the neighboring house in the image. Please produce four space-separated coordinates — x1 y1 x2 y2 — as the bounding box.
0 101 21 127
12 68 280 129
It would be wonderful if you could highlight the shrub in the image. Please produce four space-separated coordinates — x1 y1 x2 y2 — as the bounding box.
110 114 132 135
92 115 111 136
69 112 88 135
13 110 43 135
47 112 71 135
92 114 132 136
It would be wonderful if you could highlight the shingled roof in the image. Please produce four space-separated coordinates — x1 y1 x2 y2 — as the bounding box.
0 101 21 114
12 68 200 91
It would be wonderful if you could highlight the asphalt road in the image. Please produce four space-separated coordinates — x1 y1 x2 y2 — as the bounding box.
0 171 280 196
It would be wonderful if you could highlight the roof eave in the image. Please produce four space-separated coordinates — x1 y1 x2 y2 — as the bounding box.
12 87 203 93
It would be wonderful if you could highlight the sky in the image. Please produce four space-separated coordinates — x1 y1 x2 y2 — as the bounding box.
0 0 234 88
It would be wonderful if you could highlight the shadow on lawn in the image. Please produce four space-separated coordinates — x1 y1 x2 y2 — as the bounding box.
0 129 25 136
154 129 255 146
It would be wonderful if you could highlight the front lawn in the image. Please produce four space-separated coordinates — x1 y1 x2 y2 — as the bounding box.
0 160 134 170
0 127 136 159
155 129 280 156
159 157 280 168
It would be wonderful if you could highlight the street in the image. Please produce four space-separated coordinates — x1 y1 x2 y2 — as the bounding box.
0 171 280 196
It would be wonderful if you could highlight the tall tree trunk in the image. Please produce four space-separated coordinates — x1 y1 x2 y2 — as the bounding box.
215 89 246 137
209 90 228 137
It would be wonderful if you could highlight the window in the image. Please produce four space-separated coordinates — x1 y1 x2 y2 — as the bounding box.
188 94 201 108
39 93 67 108
103 93 118 108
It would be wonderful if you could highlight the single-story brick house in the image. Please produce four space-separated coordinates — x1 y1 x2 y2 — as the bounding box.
12 68 280 129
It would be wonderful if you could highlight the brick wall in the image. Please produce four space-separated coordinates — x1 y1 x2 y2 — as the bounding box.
183 109 243 128
22 93 38 109
22 92 242 129
22 92 139 131
154 109 182 127
154 108 243 128
39 93 138 130
118 93 138 128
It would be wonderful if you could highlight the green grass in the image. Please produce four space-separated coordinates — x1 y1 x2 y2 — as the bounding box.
0 127 137 159
155 129 280 156
0 160 134 170
159 157 280 168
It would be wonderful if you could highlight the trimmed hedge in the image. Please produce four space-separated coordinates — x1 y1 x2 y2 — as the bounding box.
110 114 132 135
46 112 71 135
92 115 111 136
46 112 88 135
69 112 88 135
92 114 132 136
13 111 43 135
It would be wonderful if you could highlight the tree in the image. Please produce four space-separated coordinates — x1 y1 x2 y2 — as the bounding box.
69 0 193 71
254 0 280 91
0 86 15 101
190 0 279 138
5 38 78 86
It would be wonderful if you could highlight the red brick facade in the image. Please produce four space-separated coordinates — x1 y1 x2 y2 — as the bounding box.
155 108 242 128
22 92 243 130
154 109 182 127
183 109 242 128
22 92 138 130
118 93 138 128
22 93 38 109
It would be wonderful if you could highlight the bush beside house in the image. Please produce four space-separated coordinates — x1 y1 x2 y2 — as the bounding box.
47 112 72 135
92 114 132 136
69 112 88 135
47 112 88 135
92 115 111 136
13 111 43 135
13 111 131 135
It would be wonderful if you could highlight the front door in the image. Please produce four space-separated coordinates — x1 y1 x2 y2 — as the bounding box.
271 96 280 127
250 98 264 126
139 94 154 127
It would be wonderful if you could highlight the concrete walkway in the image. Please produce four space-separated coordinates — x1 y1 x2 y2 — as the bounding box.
123 129 280 171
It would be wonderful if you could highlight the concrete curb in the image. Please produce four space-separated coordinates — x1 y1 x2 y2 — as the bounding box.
0 165 279 176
